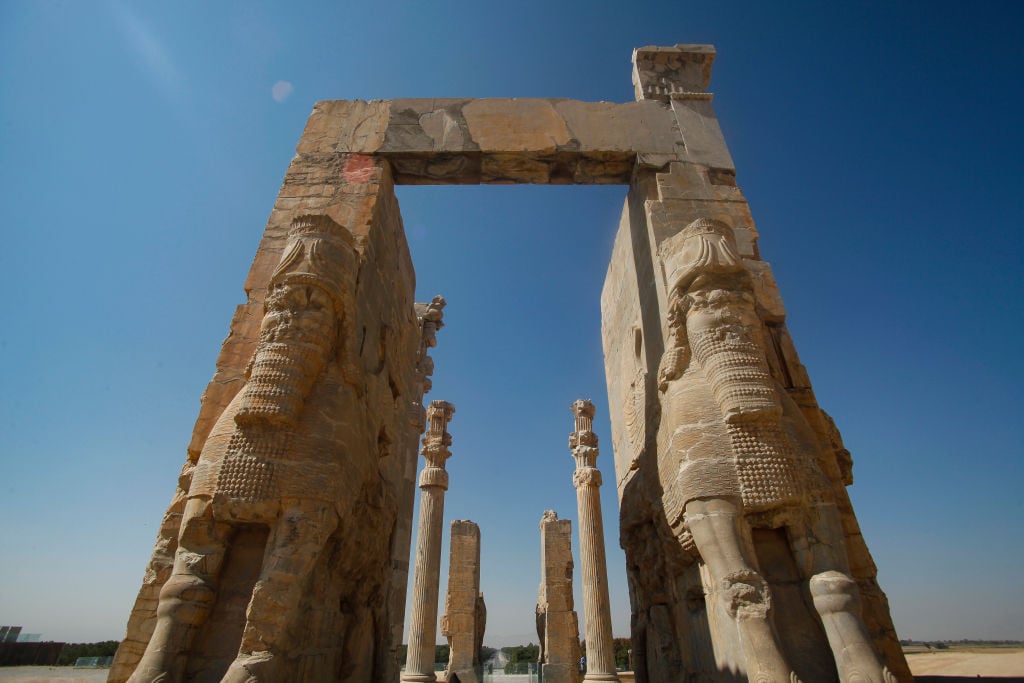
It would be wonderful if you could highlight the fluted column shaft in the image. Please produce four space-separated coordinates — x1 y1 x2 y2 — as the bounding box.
403 400 455 682
569 400 619 682
404 471 448 680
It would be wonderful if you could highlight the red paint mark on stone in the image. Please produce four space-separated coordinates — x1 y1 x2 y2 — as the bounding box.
343 155 378 184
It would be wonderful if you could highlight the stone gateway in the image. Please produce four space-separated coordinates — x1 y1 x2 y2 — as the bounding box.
112 44 909 683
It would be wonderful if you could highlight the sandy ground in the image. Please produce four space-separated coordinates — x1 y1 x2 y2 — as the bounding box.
1 652 1021 681
906 648 1024 677
0 668 109 682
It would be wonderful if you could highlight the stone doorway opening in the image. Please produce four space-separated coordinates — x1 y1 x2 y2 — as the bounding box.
395 183 631 655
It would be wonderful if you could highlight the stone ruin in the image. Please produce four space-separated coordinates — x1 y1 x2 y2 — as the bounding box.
112 44 911 683
536 511 582 683
440 520 485 683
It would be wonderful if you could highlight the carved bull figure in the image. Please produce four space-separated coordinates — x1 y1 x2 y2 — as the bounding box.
129 214 381 682
655 218 897 683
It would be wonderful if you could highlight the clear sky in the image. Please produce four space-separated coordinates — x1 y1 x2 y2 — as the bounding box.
1 0 1022 648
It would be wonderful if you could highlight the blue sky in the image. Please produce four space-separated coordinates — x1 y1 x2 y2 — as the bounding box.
1 1 1021 647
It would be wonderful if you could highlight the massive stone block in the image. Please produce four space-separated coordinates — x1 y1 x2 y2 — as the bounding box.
536 511 582 683
441 520 484 683
111 159 437 683
603 45 910 683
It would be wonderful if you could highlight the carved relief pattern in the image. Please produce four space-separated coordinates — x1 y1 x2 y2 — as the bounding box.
632 46 714 102
687 297 778 420
572 468 603 489
216 455 276 502
421 400 455 471
726 423 800 509
623 363 647 461
410 296 446 430
239 342 322 425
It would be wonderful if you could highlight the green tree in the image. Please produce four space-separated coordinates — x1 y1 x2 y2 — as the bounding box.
56 641 121 666
613 638 631 670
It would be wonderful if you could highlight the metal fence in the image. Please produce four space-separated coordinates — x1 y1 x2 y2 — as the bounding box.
482 662 538 682
74 655 114 667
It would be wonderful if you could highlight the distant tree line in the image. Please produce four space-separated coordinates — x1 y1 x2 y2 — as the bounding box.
579 639 632 670
56 641 120 665
499 638 634 672
397 643 498 665
900 639 1023 649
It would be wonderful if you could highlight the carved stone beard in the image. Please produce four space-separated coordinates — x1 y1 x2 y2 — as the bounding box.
237 341 328 427
236 298 337 429
686 292 780 423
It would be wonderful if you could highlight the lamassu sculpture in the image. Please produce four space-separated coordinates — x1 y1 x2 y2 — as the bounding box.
653 218 895 682
126 214 421 682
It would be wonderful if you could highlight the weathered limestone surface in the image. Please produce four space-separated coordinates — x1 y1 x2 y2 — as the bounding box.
112 42 908 683
602 45 911 683
111 154 433 683
403 401 456 683
536 511 582 683
570 401 620 683
441 520 484 683
301 97 689 185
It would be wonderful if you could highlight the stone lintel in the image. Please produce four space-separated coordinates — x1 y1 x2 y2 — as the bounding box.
304 98 688 184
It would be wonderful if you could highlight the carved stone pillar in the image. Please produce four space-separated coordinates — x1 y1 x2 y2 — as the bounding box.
537 510 582 683
441 519 483 683
403 400 456 682
569 400 620 682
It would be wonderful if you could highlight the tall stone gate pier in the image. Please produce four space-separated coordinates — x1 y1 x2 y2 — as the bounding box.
113 44 909 683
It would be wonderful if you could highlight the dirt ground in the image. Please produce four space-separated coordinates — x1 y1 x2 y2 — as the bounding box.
0 667 108 682
1 651 1022 681
906 647 1024 678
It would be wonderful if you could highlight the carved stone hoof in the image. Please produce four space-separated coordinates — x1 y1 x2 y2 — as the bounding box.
747 666 801 683
841 668 896 683
127 660 174 683
223 651 276 683
127 670 171 683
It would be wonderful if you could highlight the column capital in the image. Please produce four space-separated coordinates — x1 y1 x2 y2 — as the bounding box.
418 466 449 490
409 296 447 430
569 399 600 469
421 400 455 468
570 399 595 429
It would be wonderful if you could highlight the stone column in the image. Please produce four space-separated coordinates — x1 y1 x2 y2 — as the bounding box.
536 510 582 683
569 400 619 682
441 520 482 683
403 400 456 682
389 296 447 661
